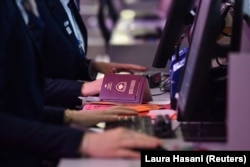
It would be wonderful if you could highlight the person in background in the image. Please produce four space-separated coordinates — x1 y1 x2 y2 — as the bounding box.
0 0 162 166
36 0 148 109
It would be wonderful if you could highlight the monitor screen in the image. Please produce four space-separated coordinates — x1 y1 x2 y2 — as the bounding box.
152 0 196 68
177 0 226 122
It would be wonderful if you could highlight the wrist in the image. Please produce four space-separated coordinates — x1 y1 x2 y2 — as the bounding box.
93 61 108 74
92 61 100 72
81 84 86 96
89 61 98 80
80 133 91 157
81 82 89 96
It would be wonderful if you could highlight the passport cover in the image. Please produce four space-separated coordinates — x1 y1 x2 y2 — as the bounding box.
99 74 152 103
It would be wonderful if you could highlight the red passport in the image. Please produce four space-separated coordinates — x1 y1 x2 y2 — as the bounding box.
99 74 152 104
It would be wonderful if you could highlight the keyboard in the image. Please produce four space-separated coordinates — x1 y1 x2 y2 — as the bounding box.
105 116 155 136
105 115 175 138
180 122 227 142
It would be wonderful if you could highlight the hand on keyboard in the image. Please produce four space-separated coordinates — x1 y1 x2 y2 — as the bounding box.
80 128 163 159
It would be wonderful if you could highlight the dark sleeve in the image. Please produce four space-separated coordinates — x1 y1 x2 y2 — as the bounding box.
43 105 66 126
76 58 97 81
44 78 83 109
0 112 84 159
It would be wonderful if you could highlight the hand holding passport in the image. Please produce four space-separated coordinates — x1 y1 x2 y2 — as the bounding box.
99 74 153 104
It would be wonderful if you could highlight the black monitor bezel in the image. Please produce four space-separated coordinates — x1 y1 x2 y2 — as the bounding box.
240 17 250 51
177 0 225 122
152 0 195 68
230 0 243 52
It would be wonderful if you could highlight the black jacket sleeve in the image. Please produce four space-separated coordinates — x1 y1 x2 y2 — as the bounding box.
43 105 66 125
76 58 97 81
44 78 83 109
0 112 84 159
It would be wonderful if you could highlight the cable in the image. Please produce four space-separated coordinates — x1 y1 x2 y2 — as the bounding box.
215 56 228 67
151 76 171 96
151 91 168 96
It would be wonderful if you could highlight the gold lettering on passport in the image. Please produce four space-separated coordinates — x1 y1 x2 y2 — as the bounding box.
128 80 136 94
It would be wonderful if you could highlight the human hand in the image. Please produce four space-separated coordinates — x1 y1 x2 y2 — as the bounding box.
80 128 163 159
68 106 138 127
93 62 148 74
81 78 103 96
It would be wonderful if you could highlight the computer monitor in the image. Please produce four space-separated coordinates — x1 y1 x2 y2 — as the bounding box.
230 0 243 52
203 0 243 59
240 0 250 51
177 0 226 122
152 0 196 68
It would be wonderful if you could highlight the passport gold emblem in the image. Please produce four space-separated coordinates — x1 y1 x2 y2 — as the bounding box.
116 82 127 92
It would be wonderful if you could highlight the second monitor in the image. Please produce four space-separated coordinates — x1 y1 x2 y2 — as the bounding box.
176 0 243 142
